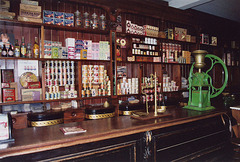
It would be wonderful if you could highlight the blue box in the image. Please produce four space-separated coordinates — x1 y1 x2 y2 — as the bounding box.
43 17 54 24
43 10 54 18
64 19 74 27
64 13 74 20
54 11 64 19
54 18 64 26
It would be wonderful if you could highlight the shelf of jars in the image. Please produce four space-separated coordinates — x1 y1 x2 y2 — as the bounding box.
116 32 196 45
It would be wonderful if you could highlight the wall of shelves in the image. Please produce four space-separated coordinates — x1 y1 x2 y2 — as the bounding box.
0 0 240 126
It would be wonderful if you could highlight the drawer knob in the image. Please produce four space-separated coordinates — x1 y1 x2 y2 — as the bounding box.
12 118 17 124
71 112 77 117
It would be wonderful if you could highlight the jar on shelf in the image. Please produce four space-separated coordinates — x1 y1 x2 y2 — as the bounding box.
74 10 82 27
91 13 98 29
99 14 106 30
83 12 90 28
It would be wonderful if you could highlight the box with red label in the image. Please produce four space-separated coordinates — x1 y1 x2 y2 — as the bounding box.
2 88 15 103
27 81 41 89
1 83 10 88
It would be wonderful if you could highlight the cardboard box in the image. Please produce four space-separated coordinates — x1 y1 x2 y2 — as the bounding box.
20 3 41 12
10 82 18 101
18 16 43 23
1 69 14 83
19 9 41 18
21 88 42 101
2 88 15 103
21 0 39 6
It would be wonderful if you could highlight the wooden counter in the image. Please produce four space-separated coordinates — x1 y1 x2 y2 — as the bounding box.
0 106 232 161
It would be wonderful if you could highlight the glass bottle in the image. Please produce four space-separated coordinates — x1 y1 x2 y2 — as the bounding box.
26 43 32 58
74 10 82 27
14 39 20 57
0 45 2 56
99 14 106 30
33 37 39 58
8 45 14 57
83 12 90 28
2 44 7 57
20 36 26 58
91 13 98 29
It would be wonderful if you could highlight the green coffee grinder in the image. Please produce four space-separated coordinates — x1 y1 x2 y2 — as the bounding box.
184 50 228 111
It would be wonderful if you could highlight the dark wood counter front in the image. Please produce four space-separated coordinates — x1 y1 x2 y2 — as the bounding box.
0 106 232 161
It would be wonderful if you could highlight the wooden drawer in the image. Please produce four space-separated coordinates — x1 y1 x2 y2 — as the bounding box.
11 113 28 129
64 109 84 123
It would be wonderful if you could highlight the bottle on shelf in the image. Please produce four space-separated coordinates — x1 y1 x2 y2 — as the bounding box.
14 39 20 57
91 13 98 29
158 94 166 107
20 36 26 58
99 14 106 30
74 10 82 27
26 43 32 58
8 45 14 57
2 44 7 57
33 37 39 58
83 12 90 28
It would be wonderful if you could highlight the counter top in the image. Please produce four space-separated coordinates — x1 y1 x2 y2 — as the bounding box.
0 106 228 159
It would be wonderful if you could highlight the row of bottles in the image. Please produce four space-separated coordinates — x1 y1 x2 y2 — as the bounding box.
74 11 106 30
1 37 39 58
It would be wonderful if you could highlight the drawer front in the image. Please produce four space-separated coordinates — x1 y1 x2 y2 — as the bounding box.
64 109 84 123
11 113 28 129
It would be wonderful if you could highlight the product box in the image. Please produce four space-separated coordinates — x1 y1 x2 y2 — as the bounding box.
1 83 10 88
54 11 64 19
211 36 217 46
64 19 74 27
21 0 39 6
186 35 191 42
54 18 64 26
1 69 14 83
21 88 42 101
43 10 54 18
65 38 75 47
175 27 187 41
18 16 43 23
43 17 54 24
81 49 87 59
20 3 41 12
10 82 18 100
64 13 74 20
52 46 59 58
2 88 15 103
19 9 41 18
27 81 41 89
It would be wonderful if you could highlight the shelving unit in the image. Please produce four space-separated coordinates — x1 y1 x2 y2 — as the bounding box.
1 0 239 128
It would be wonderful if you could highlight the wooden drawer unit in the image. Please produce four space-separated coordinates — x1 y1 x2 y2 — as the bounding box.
11 113 28 129
64 108 84 123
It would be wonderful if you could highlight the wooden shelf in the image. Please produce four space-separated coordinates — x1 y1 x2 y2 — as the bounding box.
43 23 110 34
116 32 196 44
0 57 111 62
117 60 191 65
0 98 82 106
0 18 42 28
0 19 110 35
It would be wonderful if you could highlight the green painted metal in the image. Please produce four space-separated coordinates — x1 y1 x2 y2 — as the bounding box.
184 54 228 111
